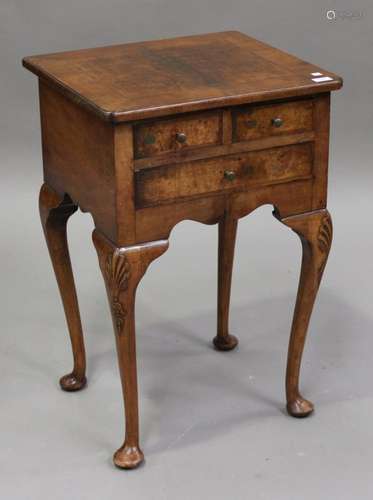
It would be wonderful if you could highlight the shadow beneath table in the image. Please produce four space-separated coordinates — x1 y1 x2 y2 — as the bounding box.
87 288 373 455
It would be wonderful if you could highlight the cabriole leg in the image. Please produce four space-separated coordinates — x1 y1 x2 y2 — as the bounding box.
276 209 333 417
39 183 87 391
213 212 239 351
92 230 168 469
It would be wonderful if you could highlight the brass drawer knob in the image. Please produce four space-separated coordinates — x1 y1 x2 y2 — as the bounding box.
271 117 283 128
224 170 236 181
176 132 187 144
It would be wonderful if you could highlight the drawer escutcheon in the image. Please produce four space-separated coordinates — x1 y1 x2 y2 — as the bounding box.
144 133 156 145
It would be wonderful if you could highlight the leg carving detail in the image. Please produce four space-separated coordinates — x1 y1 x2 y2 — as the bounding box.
275 209 333 418
213 213 239 351
104 250 131 335
92 230 168 469
39 183 87 391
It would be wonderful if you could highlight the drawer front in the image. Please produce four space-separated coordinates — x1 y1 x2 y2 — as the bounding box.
233 100 313 142
134 111 222 159
136 143 313 207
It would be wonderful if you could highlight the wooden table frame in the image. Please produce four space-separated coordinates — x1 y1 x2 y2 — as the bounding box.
24 31 342 469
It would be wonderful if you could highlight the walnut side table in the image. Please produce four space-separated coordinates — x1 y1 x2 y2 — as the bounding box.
23 31 342 469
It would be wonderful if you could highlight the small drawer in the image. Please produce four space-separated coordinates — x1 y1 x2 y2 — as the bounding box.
134 111 222 159
233 100 313 142
136 143 313 207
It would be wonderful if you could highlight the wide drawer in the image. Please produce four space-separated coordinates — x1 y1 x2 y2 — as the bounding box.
134 111 223 159
233 99 313 142
135 143 313 207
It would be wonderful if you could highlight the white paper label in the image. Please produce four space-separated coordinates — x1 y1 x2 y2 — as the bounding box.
312 76 333 83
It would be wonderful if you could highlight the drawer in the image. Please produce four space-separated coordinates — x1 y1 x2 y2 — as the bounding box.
134 111 222 159
136 143 313 207
233 100 313 142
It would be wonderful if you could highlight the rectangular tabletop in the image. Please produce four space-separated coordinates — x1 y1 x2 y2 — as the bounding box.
23 31 342 122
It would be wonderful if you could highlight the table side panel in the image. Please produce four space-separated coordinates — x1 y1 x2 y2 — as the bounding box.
39 81 118 240
311 93 330 210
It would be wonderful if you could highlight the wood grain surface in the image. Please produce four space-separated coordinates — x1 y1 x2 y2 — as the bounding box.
23 31 342 122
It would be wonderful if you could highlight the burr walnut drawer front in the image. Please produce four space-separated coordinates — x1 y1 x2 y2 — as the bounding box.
135 142 313 207
233 100 314 142
134 111 223 159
